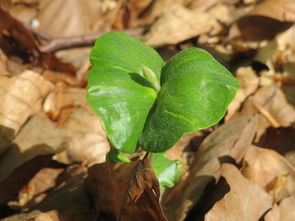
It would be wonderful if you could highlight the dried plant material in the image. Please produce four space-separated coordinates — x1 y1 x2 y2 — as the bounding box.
0 7 76 73
17 167 64 208
241 85 295 139
234 0 295 40
248 0 295 22
143 4 213 47
0 70 54 155
56 107 110 166
205 163 273 221
163 114 258 221
241 145 295 203
43 87 110 166
3 165 96 221
0 114 66 182
265 195 295 221
285 151 295 168
86 156 167 221
226 66 259 120
0 49 9 76
257 127 295 156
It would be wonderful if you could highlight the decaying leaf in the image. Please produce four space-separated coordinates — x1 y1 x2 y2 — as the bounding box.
86 156 167 221
226 66 259 120
241 145 295 203
204 163 273 221
241 85 295 139
143 4 213 47
265 195 295 221
43 87 110 166
234 0 295 40
0 70 54 155
163 114 258 221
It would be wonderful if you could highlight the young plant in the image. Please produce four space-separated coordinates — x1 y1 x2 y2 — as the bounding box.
87 32 239 187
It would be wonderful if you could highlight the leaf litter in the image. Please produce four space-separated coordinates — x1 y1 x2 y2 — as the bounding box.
0 0 295 220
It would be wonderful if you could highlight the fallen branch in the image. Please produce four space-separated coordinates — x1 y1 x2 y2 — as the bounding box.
39 29 144 53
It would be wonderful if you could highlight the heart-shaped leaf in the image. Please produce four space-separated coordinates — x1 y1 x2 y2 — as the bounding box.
140 48 240 152
87 32 239 154
88 32 163 153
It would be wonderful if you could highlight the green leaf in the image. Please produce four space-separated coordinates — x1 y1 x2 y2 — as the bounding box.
151 152 179 188
140 48 240 152
87 32 163 153
87 32 239 154
106 147 131 163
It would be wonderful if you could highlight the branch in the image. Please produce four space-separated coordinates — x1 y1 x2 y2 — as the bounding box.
39 28 144 53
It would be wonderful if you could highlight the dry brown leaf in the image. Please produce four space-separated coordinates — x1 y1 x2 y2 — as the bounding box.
0 7 76 73
257 127 295 156
241 145 295 203
43 87 110 166
234 0 295 40
143 4 214 47
86 156 167 221
241 85 295 139
265 195 295 221
0 70 54 155
204 163 273 221
2 165 96 221
226 66 259 120
162 114 258 221
0 114 66 182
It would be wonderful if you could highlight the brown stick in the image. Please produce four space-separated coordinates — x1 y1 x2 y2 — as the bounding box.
39 28 144 53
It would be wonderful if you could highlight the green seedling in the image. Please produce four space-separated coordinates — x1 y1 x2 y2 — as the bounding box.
87 32 239 188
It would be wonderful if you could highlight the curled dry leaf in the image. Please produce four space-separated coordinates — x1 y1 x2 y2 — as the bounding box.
234 0 295 40
0 114 66 182
205 163 273 221
143 4 213 47
241 145 295 203
0 7 76 73
86 156 167 221
265 195 295 221
162 114 258 221
0 70 54 155
226 66 259 120
43 88 110 166
0 114 66 204
241 85 295 140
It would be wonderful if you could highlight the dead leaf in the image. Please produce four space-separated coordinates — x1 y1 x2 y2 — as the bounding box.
226 66 259 120
162 114 258 221
0 70 54 155
0 7 76 73
143 4 213 47
86 156 167 221
0 114 66 182
234 0 295 40
204 163 273 221
241 85 295 140
241 145 295 203
265 195 295 221
257 127 295 156
43 87 110 166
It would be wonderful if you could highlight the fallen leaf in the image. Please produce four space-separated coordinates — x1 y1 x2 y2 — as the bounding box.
0 70 54 155
234 0 295 40
265 195 295 221
257 127 295 156
86 156 167 221
226 66 259 120
143 4 213 47
162 114 258 221
0 7 76 73
241 85 295 140
0 116 63 206
241 145 295 203
204 163 273 221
